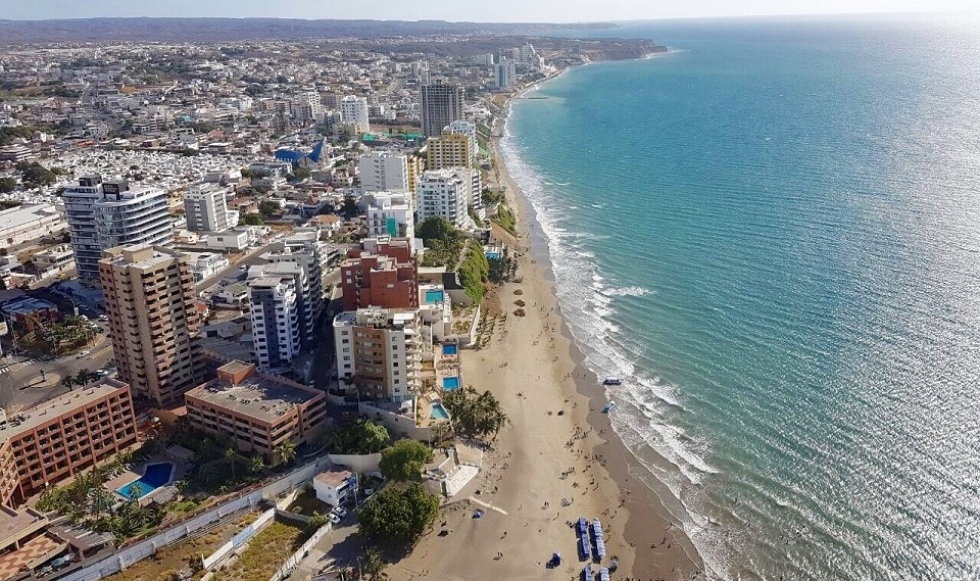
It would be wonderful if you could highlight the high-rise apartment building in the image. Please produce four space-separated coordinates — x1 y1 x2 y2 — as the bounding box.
340 238 418 312
184 361 325 465
0 379 137 507
249 276 301 372
183 184 233 232
268 229 328 319
420 82 464 138
416 169 471 228
495 60 517 89
333 308 423 402
366 192 415 241
426 129 474 171
64 175 173 285
448 120 479 157
99 245 202 407
248 261 314 349
358 151 410 193
339 95 370 133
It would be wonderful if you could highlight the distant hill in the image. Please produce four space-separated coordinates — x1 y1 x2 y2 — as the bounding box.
0 18 620 45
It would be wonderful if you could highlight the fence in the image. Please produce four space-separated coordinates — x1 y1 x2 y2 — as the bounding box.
268 523 332 581
200 508 276 570
55 455 334 581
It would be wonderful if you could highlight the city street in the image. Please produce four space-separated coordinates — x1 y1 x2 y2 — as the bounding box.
0 332 114 415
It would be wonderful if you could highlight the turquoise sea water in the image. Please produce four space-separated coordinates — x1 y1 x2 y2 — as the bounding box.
503 14 980 580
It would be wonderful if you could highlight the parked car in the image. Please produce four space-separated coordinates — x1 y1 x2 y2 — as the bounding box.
331 506 348 519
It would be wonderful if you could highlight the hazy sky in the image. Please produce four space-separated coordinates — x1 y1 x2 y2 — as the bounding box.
4 0 977 22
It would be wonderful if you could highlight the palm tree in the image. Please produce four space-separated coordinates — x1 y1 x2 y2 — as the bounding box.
88 487 114 519
224 448 239 480
248 454 265 475
197 460 221 486
275 440 297 466
61 374 75 391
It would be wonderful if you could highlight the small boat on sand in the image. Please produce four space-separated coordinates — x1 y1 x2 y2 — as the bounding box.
601 401 615 413
602 377 622 386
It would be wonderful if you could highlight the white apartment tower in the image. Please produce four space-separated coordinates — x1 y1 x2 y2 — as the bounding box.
416 169 470 229
339 95 370 133
358 151 410 193
64 175 173 285
183 183 232 233
249 276 301 373
366 192 416 241
420 82 464 138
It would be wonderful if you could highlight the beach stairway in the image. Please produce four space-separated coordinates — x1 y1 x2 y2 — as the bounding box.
444 464 480 497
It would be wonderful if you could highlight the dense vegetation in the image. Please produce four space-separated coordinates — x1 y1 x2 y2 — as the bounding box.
321 418 390 454
418 217 464 268
357 483 440 546
458 243 489 302
379 439 433 482
493 204 517 235
442 386 509 441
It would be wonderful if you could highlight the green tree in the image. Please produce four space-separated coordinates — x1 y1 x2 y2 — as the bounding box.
357 483 440 546
241 213 264 225
322 418 390 454
442 386 509 441
417 217 459 243
275 440 297 465
249 454 265 475
293 166 312 181
224 447 239 480
379 439 432 482
0 177 16 193
340 194 359 219
20 163 56 188
258 200 280 218
361 547 385 578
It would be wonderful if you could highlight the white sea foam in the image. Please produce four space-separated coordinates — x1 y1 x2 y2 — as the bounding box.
500 121 721 564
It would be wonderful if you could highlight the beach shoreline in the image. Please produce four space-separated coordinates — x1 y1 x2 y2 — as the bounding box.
388 68 702 581
491 78 705 579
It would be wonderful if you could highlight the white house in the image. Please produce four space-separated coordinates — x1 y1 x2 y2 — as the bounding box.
313 469 357 508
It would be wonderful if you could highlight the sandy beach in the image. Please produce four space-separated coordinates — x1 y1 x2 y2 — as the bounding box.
389 84 703 581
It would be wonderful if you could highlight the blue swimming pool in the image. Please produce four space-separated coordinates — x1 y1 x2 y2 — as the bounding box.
431 403 449 420
485 251 501 260
116 462 174 500
424 289 445 304
442 344 458 356
442 376 460 390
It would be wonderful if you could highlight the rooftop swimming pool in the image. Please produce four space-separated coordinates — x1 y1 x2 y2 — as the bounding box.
116 462 174 500
485 251 502 260
442 344 458 356
424 289 445 304
431 403 450 420
442 376 460 390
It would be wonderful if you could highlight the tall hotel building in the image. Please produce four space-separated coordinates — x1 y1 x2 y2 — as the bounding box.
99 245 202 407
63 175 173 285
420 82 464 138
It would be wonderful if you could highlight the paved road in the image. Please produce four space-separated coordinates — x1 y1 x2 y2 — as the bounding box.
0 332 114 415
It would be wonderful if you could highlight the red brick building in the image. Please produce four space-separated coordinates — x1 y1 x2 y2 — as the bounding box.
340 238 418 311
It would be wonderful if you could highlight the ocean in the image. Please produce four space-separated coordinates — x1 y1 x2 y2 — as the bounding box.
501 13 980 580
